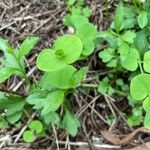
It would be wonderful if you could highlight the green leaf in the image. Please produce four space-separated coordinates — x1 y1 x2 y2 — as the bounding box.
3 49 25 75
5 97 25 116
29 120 43 133
96 31 117 48
0 38 13 53
76 23 97 42
119 42 130 61
127 115 142 126
38 74 54 90
61 110 80 137
63 15 89 28
144 111 150 128
7 111 22 124
0 117 8 129
19 37 39 56
143 97 150 112
107 59 118 68
138 10 148 29
54 35 83 64
44 65 76 89
143 51 150 73
70 67 88 87
41 90 65 115
23 130 36 143
0 68 14 83
134 30 149 54
82 7 92 17
36 49 67 72
122 17 136 29
121 31 136 44
43 112 60 125
121 48 139 71
99 48 115 63
82 40 95 56
27 90 65 115
130 74 150 100
98 77 109 94
71 7 82 15
114 0 124 32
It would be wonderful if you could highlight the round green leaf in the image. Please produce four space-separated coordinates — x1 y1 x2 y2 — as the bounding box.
130 74 150 100
53 35 83 64
36 49 67 72
143 51 150 73
23 130 36 143
76 23 97 41
121 48 139 71
29 120 43 133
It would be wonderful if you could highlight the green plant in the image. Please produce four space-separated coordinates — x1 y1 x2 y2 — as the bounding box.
1 0 150 144
0 0 98 142
98 0 150 127
23 120 44 143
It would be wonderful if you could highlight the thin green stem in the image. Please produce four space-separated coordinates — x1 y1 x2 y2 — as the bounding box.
138 61 144 74
115 89 127 97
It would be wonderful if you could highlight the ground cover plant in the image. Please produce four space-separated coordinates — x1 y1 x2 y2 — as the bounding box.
1 0 150 149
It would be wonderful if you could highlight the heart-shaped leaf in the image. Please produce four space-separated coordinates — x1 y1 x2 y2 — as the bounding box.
121 48 139 71
130 74 150 100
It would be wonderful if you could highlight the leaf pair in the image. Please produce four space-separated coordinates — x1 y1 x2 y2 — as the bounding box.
37 35 83 72
23 120 43 143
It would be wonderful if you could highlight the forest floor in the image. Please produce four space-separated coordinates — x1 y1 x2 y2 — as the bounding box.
0 0 150 150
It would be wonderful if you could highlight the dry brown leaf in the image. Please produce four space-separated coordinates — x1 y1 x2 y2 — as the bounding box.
101 127 150 145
